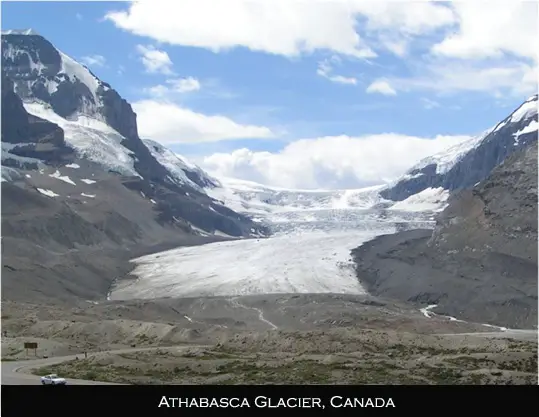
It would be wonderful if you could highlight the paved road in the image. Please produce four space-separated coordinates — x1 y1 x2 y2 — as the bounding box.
1 346 206 385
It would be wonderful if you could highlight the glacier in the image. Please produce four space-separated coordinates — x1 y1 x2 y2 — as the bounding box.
109 180 440 301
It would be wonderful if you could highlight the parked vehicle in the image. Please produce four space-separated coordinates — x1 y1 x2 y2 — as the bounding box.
40 374 67 385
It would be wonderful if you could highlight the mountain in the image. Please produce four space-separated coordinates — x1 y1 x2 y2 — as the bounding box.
382 95 538 201
1 30 267 305
352 140 538 329
1 29 266 238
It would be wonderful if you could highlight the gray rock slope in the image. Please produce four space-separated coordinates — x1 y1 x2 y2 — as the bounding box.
352 141 538 329
382 95 538 201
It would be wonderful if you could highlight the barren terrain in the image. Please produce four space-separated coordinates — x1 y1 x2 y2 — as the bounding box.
2 294 537 385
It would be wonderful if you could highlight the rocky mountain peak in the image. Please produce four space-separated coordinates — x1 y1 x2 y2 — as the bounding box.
381 94 538 202
1 31 140 142
2 30 268 238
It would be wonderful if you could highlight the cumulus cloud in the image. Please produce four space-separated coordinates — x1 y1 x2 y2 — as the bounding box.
387 61 537 97
106 1 536 98
355 1 455 56
200 133 471 189
80 54 106 67
136 44 174 74
133 100 275 144
431 2 537 62
104 1 460 60
366 80 397 96
104 0 378 59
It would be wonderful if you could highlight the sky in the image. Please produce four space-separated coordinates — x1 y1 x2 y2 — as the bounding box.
2 0 538 189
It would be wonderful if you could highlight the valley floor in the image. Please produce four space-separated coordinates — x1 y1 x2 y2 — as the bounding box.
2 209 536 385
2 294 537 385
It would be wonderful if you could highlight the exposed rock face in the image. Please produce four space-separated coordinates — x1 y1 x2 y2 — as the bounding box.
1 71 72 164
382 95 538 201
352 141 538 329
1 30 267 238
2 32 170 182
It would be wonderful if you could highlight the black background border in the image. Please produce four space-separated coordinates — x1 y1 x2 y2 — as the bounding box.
2 385 538 416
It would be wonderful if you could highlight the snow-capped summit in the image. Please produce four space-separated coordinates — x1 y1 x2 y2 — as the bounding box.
1 30 267 238
382 94 538 201
2 30 116 128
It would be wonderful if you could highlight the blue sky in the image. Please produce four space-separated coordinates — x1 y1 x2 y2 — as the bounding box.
2 1 537 189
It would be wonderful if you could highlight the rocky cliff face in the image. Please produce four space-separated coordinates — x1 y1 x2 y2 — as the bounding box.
1 31 173 183
1 72 72 166
352 141 538 329
382 95 538 201
429 141 537 263
2 31 136 138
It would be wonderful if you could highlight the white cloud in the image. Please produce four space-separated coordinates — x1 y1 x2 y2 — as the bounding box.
80 55 106 68
376 35 409 57
317 59 357 85
104 1 459 60
133 100 275 144
135 44 174 74
200 134 471 189
143 85 169 97
105 0 376 59
167 77 201 93
144 77 202 97
432 2 537 62
388 61 537 97
355 1 455 35
366 80 397 96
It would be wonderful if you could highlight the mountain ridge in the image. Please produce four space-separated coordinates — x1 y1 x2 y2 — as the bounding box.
1 30 267 239
382 94 538 201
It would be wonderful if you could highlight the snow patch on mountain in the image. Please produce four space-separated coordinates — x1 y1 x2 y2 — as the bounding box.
142 139 218 191
37 188 59 198
58 50 102 106
514 120 538 142
389 187 449 212
23 101 141 178
49 170 76 185
408 129 492 176
510 96 538 123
